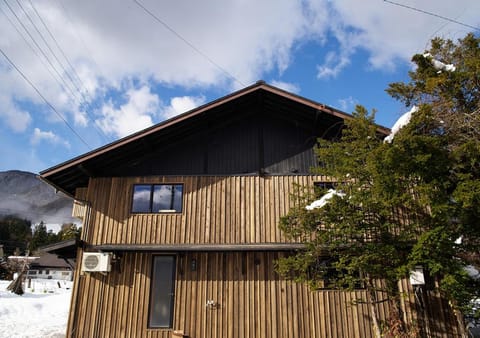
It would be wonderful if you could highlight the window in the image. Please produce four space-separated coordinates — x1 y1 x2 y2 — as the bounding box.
149 256 176 328
132 184 183 213
313 181 335 196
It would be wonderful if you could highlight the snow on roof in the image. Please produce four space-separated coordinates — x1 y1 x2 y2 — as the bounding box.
306 189 346 210
7 256 40 261
423 53 456 72
384 106 419 143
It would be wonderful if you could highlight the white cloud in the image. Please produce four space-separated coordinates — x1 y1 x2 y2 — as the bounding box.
1 0 478 95
0 0 479 155
162 95 206 119
96 85 160 138
0 97 32 132
337 96 358 112
316 21 360 79
73 110 88 127
325 1 479 72
0 0 336 98
31 128 70 148
317 51 351 79
270 80 300 94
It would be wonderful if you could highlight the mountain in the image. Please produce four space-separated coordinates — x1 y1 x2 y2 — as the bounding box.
0 170 77 225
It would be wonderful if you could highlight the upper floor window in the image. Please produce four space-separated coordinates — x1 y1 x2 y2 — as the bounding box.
131 184 183 213
313 181 335 197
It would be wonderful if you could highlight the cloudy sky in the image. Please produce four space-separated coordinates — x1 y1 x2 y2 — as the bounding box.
0 0 478 173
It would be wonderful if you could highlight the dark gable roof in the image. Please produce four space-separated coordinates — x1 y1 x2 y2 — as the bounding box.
39 239 78 260
30 252 73 269
40 81 389 197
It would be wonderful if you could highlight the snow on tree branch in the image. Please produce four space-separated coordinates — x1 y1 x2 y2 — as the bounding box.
423 53 456 72
384 106 419 143
306 189 346 210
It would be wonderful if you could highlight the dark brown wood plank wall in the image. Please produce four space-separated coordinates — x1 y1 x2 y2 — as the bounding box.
71 176 462 337
68 252 386 338
83 175 328 246
68 251 461 338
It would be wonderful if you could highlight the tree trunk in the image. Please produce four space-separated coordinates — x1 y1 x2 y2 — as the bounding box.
366 277 382 338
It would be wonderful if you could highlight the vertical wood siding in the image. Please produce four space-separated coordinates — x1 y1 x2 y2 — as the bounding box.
68 175 461 337
68 251 460 338
83 175 323 245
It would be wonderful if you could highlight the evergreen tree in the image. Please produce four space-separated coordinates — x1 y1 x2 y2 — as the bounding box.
277 33 480 337
57 223 81 241
29 221 58 253
0 216 32 256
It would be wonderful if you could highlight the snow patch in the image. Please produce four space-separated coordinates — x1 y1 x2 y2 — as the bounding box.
384 106 419 143
306 189 346 210
465 265 480 280
423 53 456 72
0 279 72 338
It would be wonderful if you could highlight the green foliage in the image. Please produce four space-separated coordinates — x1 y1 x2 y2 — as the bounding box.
0 216 80 256
277 33 480 329
57 223 81 241
28 221 59 253
0 216 32 256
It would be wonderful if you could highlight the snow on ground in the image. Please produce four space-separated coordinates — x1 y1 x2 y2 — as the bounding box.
0 279 72 338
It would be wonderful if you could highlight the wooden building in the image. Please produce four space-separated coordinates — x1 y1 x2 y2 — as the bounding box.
40 82 462 337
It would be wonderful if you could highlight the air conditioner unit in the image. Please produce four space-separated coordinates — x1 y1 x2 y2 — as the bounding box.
81 252 112 272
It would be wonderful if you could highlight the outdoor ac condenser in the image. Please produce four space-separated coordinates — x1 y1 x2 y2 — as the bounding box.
81 252 112 272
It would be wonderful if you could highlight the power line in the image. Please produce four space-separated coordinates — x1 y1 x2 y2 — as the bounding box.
13 0 87 107
384 0 480 31
0 47 92 150
132 0 246 87
2 0 82 104
55 0 101 71
26 0 110 143
28 0 88 99
2 0 110 144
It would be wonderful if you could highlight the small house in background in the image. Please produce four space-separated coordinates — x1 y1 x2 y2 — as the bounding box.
26 252 74 281
40 82 463 337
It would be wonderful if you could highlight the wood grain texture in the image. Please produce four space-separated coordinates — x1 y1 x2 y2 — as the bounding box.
68 175 462 337
81 175 327 246
68 251 461 338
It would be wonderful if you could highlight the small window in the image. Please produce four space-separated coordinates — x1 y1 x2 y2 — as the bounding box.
314 181 335 190
314 181 335 195
149 256 176 328
132 184 183 213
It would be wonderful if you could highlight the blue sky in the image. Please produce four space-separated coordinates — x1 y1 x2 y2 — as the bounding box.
0 0 478 174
